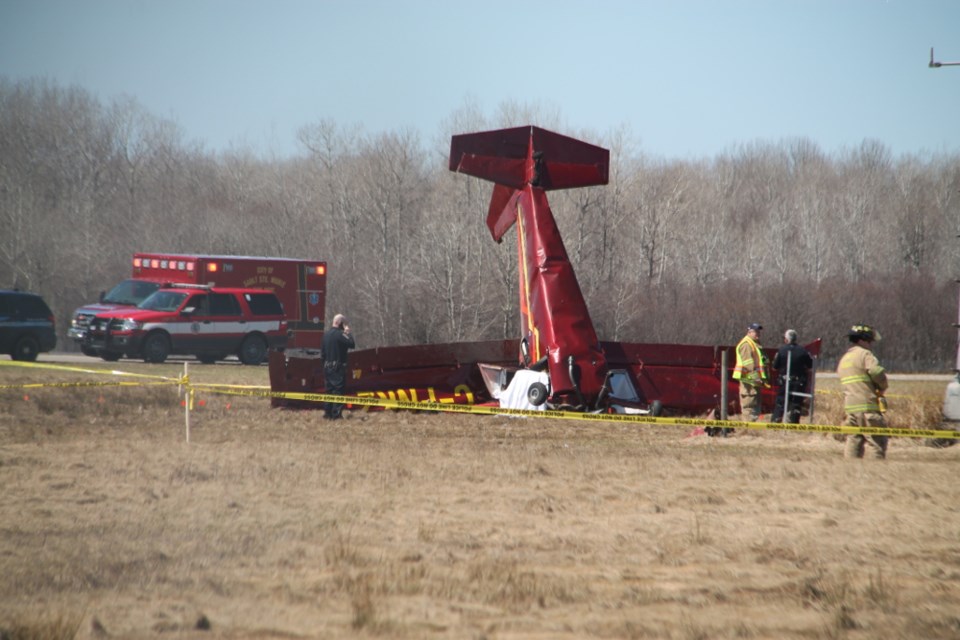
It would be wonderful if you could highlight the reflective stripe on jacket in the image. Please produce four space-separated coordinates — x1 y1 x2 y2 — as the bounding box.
733 335 768 386
837 344 888 413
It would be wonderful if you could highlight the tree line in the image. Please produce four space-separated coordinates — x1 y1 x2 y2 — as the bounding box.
2 78 959 370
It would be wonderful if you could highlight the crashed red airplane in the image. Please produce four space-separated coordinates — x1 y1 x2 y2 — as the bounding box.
269 126 820 416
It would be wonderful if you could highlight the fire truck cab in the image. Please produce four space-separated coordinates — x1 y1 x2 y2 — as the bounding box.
70 253 327 360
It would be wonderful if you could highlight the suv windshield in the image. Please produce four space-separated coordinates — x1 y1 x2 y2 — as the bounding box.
103 279 161 305
138 290 188 312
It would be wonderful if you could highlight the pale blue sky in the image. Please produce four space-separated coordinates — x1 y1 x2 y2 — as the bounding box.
2 0 959 159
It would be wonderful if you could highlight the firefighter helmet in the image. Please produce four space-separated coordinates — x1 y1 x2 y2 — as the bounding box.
848 324 881 342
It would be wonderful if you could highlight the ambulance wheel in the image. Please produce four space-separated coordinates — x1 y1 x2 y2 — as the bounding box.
238 335 267 365
527 382 549 406
142 332 170 364
100 351 121 362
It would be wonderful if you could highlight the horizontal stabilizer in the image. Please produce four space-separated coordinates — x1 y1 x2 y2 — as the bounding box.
449 126 609 190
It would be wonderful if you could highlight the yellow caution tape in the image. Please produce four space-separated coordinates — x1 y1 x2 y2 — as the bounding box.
197 385 960 440
189 382 270 390
3 360 957 440
0 360 181 382
0 380 176 390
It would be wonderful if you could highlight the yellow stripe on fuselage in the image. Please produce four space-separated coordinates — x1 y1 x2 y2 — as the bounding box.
516 196 540 361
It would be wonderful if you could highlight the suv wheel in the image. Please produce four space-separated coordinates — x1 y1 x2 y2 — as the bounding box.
12 335 40 362
142 332 170 364
238 335 267 365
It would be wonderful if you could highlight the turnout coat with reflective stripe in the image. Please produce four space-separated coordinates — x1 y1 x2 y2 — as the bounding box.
837 344 888 413
733 335 768 386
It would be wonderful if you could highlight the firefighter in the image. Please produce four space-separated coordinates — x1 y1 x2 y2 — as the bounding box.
321 313 355 420
733 322 769 425
771 329 813 424
837 324 889 459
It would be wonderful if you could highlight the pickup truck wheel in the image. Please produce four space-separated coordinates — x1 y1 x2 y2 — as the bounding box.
238 335 267 365
100 351 122 362
12 335 40 361
142 332 170 364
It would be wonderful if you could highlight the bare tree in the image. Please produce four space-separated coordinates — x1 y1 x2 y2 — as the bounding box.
350 129 428 344
5 76 960 368
834 140 894 281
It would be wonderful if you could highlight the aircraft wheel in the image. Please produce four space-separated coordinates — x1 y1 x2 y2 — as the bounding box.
527 382 548 406
649 400 663 416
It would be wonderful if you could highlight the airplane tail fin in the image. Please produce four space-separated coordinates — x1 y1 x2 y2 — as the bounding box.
449 126 609 241
450 126 610 405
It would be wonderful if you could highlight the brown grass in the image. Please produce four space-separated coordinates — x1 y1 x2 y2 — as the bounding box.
1 361 959 639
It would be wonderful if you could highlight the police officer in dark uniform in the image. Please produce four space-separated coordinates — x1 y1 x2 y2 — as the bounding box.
321 313 355 419
771 329 813 424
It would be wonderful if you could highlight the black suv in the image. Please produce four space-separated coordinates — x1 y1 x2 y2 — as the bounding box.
0 290 57 361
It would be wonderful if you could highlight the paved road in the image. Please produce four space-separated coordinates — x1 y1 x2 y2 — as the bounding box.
35 352 245 366
815 372 954 381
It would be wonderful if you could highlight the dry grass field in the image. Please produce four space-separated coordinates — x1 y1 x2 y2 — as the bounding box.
1 360 959 639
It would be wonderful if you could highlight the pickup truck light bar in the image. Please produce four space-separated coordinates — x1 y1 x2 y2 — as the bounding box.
163 282 216 290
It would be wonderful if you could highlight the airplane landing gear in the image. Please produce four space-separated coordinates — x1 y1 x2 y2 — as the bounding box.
527 382 549 406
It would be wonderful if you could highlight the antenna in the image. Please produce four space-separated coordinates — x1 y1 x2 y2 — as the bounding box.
930 47 960 68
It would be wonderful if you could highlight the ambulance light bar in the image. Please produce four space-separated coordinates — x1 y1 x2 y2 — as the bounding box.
134 257 196 271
